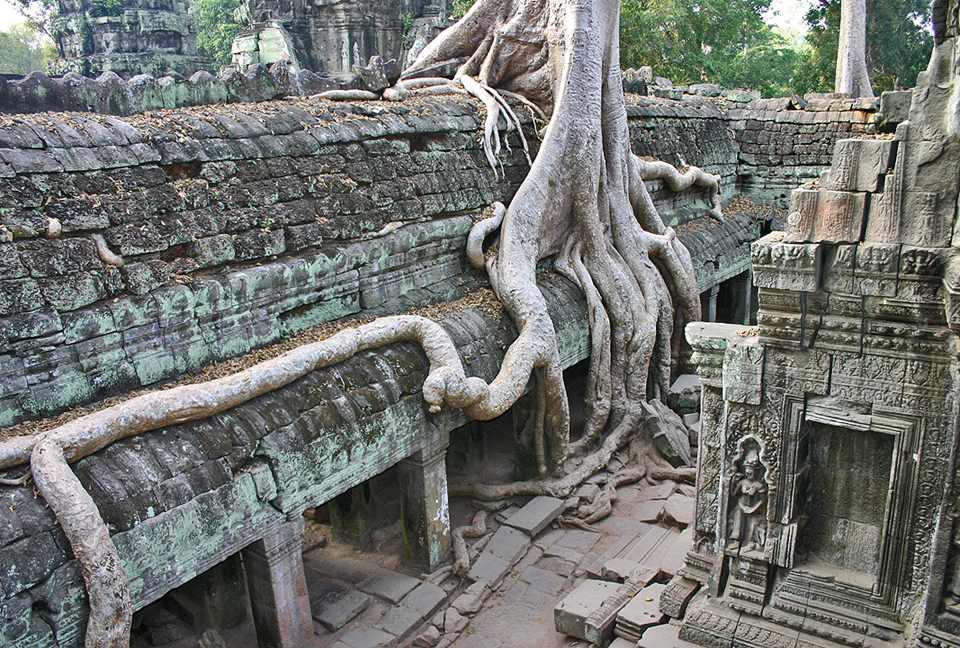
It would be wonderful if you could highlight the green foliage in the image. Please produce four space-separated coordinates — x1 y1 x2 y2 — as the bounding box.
620 0 776 84
196 0 244 66
0 22 55 74
804 0 933 92
89 0 123 18
417 0 935 97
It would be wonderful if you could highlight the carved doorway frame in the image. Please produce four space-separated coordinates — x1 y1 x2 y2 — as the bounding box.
774 396 922 619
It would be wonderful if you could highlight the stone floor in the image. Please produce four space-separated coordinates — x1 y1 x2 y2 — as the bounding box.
302 476 696 647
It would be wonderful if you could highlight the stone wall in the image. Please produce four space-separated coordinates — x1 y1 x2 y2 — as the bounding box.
50 0 212 78
732 95 879 205
0 94 743 427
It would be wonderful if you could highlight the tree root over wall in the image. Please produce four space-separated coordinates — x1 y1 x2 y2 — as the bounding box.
0 1 720 646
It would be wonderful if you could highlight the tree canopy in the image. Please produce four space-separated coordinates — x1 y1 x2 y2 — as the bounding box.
804 0 932 92
0 22 56 75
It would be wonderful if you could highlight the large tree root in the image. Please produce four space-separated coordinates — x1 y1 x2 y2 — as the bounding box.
0 316 508 648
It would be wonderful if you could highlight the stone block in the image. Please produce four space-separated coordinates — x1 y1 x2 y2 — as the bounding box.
659 575 700 619
751 233 821 293
503 496 565 537
784 187 866 243
722 339 763 405
824 138 895 193
602 558 643 582
667 374 701 414
553 579 622 642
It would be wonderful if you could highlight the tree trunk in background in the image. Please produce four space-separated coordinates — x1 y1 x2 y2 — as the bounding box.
835 0 874 97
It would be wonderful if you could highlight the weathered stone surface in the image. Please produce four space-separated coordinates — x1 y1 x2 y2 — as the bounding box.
554 579 622 641
358 571 421 605
616 584 668 642
313 589 370 631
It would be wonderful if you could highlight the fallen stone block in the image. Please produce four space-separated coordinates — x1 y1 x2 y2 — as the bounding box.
554 580 622 642
668 374 701 413
413 625 441 647
375 582 447 639
503 496 566 537
443 608 468 634
660 575 700 619
637 481 676 502
645 400 693 467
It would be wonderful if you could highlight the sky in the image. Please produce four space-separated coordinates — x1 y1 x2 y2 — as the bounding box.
0 0 817 33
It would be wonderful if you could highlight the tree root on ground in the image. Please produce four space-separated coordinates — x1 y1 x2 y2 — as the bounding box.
452 511 489 577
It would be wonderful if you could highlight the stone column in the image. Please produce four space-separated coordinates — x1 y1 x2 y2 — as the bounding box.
242 518 314 648
398 431 452 572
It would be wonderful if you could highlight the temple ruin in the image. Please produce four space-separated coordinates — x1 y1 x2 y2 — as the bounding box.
0 0 955 647
49 0 213 78
230 0 451 76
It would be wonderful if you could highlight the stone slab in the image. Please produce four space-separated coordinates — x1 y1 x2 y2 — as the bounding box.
502 496 565 537
358 571 422 604
338 627 396 648
375 582 446 638
313 589 370 631
637 482 677 502
661 494 694 528
466 551 511 587
484 525 531 564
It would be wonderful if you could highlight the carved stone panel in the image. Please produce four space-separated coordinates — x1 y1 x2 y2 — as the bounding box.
722 341 764 405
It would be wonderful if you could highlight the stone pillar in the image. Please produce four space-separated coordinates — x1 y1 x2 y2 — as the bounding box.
398 431 452 572
242 518 314 648
707 286 719 322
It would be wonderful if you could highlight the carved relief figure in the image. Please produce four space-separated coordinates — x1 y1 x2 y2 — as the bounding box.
727 440 767 554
